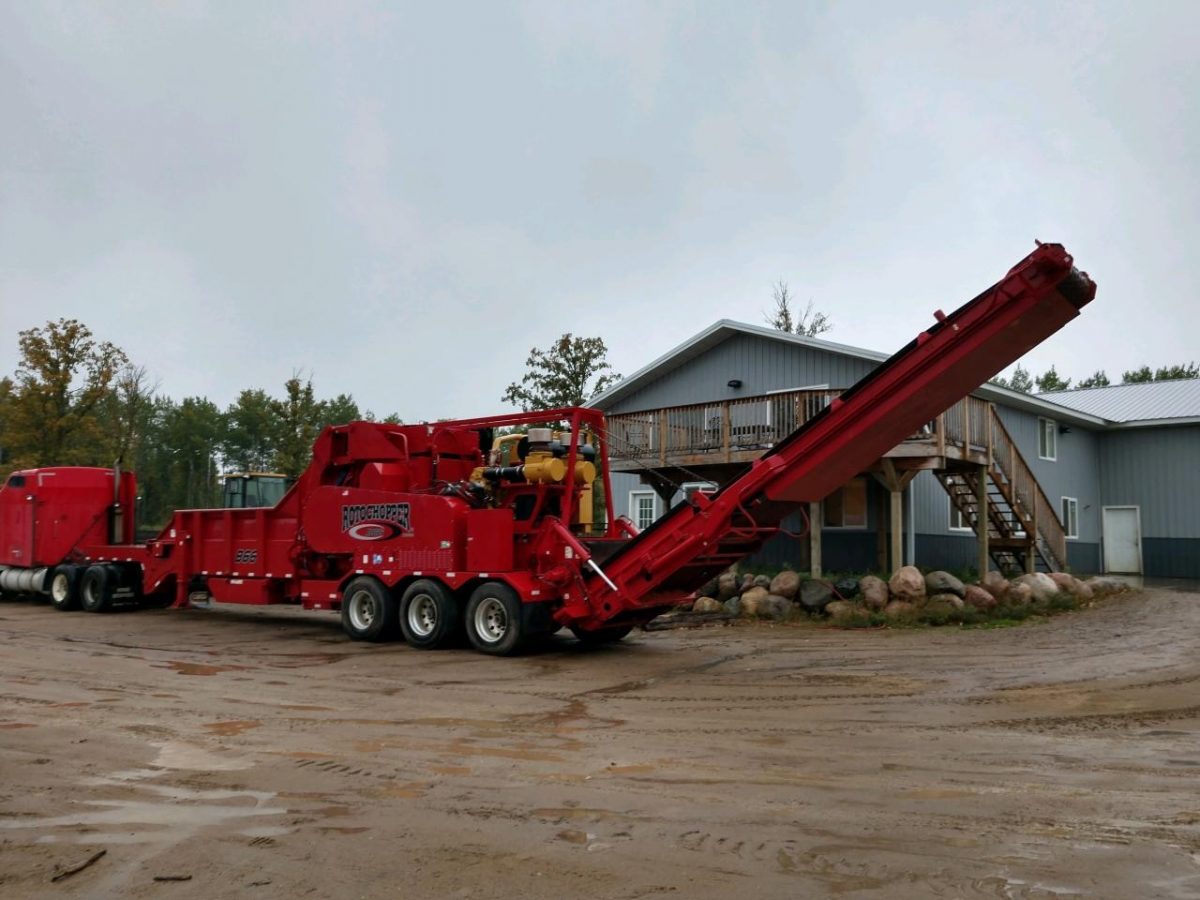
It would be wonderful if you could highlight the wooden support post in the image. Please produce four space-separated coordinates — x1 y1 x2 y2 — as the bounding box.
658 415 667 466
976 463 989 577
875 487 888 572
890 489 903 571
809 501 822 579
721 403 732 463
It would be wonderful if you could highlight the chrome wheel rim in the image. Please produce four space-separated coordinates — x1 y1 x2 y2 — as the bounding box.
473 597 507 644
51 574 69 603
347 590 377 632
406 593 438 637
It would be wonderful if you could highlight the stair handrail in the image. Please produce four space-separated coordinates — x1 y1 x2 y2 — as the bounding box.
987 407 1067 569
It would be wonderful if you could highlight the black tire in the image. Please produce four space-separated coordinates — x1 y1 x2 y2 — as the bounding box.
570 624 634 646
80 565 114 613
49 566 81 611
340 576 398 642
398 579 459 649
464 582 525 656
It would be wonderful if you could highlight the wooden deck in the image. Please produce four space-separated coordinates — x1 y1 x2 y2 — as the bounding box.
606 389 1066 575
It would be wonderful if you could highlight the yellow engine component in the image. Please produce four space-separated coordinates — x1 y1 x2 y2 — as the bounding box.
522 452 567 484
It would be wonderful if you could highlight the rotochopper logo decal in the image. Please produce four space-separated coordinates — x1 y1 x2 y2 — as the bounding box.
341 502 412 541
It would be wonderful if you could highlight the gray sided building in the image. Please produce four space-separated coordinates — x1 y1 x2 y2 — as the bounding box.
590 320 1199 579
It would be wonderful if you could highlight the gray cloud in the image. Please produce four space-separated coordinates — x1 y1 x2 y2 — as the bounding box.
3 1 1197 420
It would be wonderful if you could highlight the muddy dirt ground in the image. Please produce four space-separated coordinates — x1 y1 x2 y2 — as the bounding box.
1 589 1198 899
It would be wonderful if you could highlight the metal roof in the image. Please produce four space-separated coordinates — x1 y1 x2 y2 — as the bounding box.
1037 380 1200 424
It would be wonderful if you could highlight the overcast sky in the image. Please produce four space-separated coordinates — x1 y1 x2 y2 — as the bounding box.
2 1 1197 420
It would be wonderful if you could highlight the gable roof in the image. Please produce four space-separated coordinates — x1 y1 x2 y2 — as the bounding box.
589 319 1109 427
1038 380 1200 426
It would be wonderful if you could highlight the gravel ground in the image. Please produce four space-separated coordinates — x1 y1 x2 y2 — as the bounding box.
0 589 1197 899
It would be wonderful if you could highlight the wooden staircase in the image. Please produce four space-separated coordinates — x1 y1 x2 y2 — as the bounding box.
935 408 1067 574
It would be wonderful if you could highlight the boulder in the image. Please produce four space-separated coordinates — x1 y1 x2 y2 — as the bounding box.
1048 572 1087 600
769 569 802 600
692 597 723 614
979 571 1010 602
833 576 860 599
753 574 772 589
740 573 756 593
1006 582 1033 606
739 586 769 617
883 600 917 620
798 580 835 613
888 566 926 604
696 577 719 599
1013 573 1057 604
925 593 965 613
963 585 997 611
859 575 890 612
824 600 857 621
1085 576 1130 596
924 570 965 598
716 572 740 602
1073 579 1094 601
723 596 741 617
757 594 791 621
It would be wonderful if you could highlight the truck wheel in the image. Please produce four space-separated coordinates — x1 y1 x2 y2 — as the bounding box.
464 582 524 656
50 566 81 611
80 565 114 613
340 577 398 642
399 580 459 649
570 624 634 646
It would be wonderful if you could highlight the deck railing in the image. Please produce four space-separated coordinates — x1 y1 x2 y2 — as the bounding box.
605 389 839 465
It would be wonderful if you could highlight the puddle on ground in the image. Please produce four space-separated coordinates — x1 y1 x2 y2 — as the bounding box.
159 661 248 677
0 773 288 846
153 741 252 771
204 720 262 737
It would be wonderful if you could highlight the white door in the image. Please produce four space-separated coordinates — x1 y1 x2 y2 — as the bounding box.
1102 506 1142 574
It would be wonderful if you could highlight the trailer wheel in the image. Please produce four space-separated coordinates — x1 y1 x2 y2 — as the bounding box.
570 624 634 646
80 565 114 613
399 580 459 649
464 582 524 656
49 566 81 611
341 577 398 642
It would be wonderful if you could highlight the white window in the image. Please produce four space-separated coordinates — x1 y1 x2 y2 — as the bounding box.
949 498 972 532
1038 417 1057 461
1061 497 1079 539
681 481 718 502
630 491 657 530
823 478 868 529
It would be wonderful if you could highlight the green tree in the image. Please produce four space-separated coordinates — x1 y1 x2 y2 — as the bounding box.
1121 363 1199 384
100 365 157 464
271 376 321 478
0 377 13 466
1034 366 1072 393
222 389 277 472
765 281 832 337
319 393 362 429
1076 370 1111 389
992 364 1033 393
1153 363 1200 380
502 334 622 411
5 318 128 467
